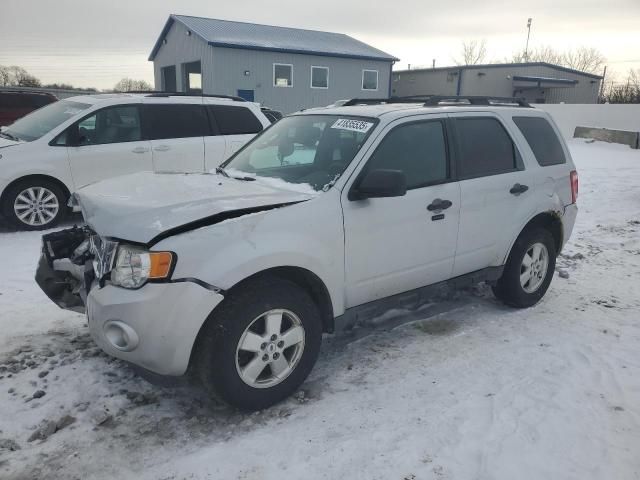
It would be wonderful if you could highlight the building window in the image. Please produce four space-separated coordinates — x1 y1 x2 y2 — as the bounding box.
362 69 379 91
311 66 329 89
182 61 202 93
274 63 293 87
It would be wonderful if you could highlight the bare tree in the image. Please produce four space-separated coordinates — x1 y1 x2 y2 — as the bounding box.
509 45 563 65
562 47 606 75
602 69 640 104
113 78 153 92
0 65 41 87
455 40 487 65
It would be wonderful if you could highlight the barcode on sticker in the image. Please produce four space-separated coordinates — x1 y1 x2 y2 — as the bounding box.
331 118 374 133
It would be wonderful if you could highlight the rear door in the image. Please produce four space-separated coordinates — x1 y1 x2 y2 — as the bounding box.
142 99 208 172
449 112 537 276
205 103 265 168
65 104 153 188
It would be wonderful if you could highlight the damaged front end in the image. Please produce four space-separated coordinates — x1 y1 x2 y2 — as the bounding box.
35 226 117 313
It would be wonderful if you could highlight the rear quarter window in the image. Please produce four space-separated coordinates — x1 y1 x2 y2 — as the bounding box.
513 116 567 166
208 105 263 135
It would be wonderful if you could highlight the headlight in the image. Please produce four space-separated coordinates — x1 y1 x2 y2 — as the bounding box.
110 245 174 289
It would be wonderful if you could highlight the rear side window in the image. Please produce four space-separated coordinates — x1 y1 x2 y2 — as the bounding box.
365 120 448 189
513 116 566 166
144 104 210 140
208 105 263 135
454 117 518 178
30 94 55 108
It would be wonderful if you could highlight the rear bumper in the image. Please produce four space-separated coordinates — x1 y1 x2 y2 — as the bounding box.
87 281 224 376
561 203 578 251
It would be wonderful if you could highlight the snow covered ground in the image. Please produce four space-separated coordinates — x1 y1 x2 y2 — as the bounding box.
1 139 639 480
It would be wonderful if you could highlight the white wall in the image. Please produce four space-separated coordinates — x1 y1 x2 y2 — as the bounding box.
534 104 640 139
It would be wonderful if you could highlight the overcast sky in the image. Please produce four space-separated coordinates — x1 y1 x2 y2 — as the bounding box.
1 0 639 90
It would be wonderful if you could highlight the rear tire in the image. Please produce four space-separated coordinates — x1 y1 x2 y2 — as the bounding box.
493 227 557 308
195 275 322 411
2 179 67 230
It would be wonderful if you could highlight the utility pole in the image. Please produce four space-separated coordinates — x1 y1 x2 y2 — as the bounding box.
524 18 533 61
599 65 607 103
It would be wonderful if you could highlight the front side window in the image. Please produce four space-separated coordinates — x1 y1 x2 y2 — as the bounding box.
222 115 377 192
364 120 448 189
454 117 518 179
311 66 329 89
2 100 90 142
144 104 209 140
274 64 293 87
72 106 142 146
208 105 263 135
362 70 378 91
513 116 566 166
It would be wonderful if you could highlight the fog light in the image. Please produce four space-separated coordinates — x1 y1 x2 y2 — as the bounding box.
104 321 139 352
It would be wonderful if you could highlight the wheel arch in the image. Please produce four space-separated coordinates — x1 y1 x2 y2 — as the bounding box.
187 266 335 374
1 174 72 207
504 210 563 264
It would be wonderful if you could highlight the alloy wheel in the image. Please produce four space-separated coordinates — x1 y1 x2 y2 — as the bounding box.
235 309 306 389
520 242 549 293
13 187 59 227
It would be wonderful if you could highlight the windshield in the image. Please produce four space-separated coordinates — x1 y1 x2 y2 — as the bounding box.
221 115 378 192
3 100 91 142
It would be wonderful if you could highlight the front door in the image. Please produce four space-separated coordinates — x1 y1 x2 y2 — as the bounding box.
66 104 152 188
142 100 207 172
342 116 461 308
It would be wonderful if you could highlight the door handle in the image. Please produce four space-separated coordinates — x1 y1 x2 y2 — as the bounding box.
154 145 170 152
509 183 529 195
427 199 453 211
131 146 148 154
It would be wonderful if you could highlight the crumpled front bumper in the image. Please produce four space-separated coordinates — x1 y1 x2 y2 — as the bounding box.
35 226 94 313
35 226 225 376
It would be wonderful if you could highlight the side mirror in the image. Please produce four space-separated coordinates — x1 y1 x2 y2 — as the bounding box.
350 169 407 200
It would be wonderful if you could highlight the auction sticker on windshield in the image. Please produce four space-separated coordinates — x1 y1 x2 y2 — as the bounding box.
331 118 374 133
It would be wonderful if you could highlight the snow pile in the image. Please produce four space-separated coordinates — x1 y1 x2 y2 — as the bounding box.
0 139 639 480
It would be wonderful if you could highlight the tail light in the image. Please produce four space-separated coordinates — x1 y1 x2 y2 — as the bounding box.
570 170 578 204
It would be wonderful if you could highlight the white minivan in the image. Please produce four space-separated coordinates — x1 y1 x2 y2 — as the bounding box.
0 93 270 229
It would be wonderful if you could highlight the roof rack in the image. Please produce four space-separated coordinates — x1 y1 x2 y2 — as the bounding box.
423 95 531 107
123 91 246 101
341 97 427 106
342 95 531 108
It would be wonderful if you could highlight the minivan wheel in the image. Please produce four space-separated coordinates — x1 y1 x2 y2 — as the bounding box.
492 228 557 308
2 180 67 230
195 275 322 410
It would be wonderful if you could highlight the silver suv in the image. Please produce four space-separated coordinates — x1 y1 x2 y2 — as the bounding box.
36 96 578 410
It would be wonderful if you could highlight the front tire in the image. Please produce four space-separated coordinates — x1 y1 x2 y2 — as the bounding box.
195 275 322 410
2 179 67 230
493 228 557 308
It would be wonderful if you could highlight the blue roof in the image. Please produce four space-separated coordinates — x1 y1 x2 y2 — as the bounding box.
149 15 399 62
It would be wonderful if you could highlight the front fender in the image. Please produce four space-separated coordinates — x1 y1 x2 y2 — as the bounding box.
155 192 346 316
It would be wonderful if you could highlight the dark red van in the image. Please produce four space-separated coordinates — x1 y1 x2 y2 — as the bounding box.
0 90 58 126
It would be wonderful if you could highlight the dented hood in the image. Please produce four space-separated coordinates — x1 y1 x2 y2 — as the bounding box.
75 172 315 244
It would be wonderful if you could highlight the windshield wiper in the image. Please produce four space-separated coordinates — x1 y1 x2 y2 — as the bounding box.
215 166 230 178
232 176 257 181
0 131 20 142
